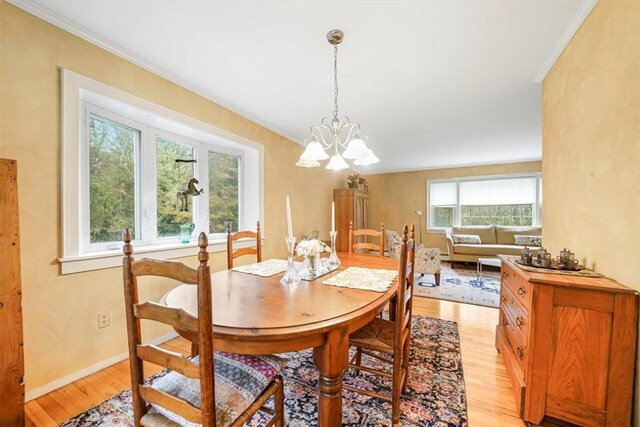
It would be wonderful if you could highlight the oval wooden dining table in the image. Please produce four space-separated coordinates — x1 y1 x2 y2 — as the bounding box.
163 252 398 427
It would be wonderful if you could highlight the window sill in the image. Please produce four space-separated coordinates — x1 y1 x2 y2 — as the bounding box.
58 238 264 275
427 229 448 234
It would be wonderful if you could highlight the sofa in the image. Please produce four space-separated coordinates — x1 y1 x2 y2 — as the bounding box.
385 230 441 286
445 225 542 266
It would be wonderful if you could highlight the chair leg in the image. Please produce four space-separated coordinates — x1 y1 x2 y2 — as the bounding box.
190 342 199 357
434 272 441 287
353 347 362 375
392 376 401 427
274 375 284 427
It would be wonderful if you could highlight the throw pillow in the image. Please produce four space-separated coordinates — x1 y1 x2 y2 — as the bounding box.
514 235 542 247
451 234 482 244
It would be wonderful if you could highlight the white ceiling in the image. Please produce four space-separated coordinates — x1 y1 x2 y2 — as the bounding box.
14 0 593 173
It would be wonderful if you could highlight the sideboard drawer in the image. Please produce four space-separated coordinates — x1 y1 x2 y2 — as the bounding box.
496 325 525 417
501 307 527 372
501 263 531 310
500 285 529 342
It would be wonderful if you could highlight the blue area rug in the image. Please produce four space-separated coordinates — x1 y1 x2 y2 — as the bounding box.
59 316 467 426
414 263 500 308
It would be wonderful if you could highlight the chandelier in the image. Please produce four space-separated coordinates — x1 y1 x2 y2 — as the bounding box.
296 29 379 170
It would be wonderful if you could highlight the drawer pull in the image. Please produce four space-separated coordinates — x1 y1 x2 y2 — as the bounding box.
502 271 508 279
516 317 524 327
517 286 526 296
501 294 506 302
516 347 525 359
502 318 508 326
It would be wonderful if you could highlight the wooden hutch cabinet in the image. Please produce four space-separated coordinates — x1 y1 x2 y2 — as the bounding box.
333 188 369 252
496 255 638 426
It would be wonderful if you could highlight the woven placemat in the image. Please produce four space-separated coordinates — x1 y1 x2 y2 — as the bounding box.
322 267 397 292
231 259 288 277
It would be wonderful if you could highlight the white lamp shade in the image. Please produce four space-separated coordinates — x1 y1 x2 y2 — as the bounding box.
300 141 329 161
325 154 350 170
342 137 369 159
353 149 380 165
295 158 320 168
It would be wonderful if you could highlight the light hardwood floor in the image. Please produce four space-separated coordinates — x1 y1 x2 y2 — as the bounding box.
25 297 524 426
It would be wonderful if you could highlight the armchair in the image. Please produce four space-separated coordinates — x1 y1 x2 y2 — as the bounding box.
386 230 441 286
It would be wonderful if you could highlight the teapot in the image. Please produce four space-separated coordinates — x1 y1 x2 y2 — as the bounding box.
179 223 195 244
558 248 578 268
520 247 533 265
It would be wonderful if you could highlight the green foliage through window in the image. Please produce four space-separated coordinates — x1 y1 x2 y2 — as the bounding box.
209 152 239 233
89 114 136 243
460 204 533 226
433 206 454 228
156 138 194 237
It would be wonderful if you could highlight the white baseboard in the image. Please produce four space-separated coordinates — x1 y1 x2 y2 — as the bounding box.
25 331 178 402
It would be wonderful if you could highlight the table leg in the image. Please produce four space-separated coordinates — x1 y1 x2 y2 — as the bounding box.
312 326 349 427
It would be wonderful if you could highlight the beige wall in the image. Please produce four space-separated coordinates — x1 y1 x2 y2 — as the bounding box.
0 2 347 393
542 0 640 424
365 161 542 253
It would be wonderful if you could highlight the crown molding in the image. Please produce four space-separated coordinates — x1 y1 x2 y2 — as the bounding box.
6 0 303 145
362 157 542 176
533 0 597 83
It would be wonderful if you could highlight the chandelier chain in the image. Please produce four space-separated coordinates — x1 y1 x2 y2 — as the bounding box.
333 44 339 120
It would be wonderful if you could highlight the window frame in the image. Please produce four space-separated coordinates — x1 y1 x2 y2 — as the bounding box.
427 173 543 231
60 69 262 274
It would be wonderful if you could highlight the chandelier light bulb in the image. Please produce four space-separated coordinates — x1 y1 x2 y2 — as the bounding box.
300 140 330 161
295 158 321 168
342 137 369 160
353 149 380 166
325 154 350 170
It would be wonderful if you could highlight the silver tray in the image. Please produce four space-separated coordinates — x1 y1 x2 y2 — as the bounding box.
515 259 583 271
299 264 340 281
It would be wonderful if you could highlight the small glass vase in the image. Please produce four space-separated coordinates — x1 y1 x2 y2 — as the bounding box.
305 253 321 277
280 236 301 286
328 231 341 268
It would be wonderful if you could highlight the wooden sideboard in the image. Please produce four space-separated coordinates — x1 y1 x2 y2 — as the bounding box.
496 255 638 426
333 188 369 252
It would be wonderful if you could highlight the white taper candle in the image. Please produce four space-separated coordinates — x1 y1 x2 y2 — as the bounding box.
331 201 335 233
286 195 293 238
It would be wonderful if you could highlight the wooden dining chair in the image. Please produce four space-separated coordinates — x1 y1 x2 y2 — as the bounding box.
343 225 416 427
122 229 284 427
348 220 385 257
227 220 262 269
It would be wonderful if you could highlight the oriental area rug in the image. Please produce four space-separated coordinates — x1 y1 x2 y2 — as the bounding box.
59 316 467 427
414 264 500 308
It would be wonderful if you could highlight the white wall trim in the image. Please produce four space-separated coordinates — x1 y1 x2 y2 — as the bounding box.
533 0 598 83
361 157 542 176
6 0 301 146
58 238 263 275
25 332 178 402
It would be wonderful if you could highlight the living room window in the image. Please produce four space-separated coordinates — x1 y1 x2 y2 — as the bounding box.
427 174 542 230
61 70 261 274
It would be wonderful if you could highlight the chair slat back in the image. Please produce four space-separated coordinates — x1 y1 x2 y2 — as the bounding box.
393 225 416 355
227 220 262 269
123 228 216 426
348 221 385 257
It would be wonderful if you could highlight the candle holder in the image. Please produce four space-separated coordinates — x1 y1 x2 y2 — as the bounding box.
280 236 301 285
328 231 341 268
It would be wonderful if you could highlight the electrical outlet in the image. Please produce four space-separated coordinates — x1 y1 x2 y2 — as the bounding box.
98 311 111 329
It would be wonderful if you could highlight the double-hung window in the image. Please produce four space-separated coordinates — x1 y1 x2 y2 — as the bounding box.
427 174 542 230
61 70 260 273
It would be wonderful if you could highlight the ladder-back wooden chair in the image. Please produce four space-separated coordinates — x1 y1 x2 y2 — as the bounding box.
227 220 262 269
344 225 416 426
122 229 284 427
348 220 385 257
